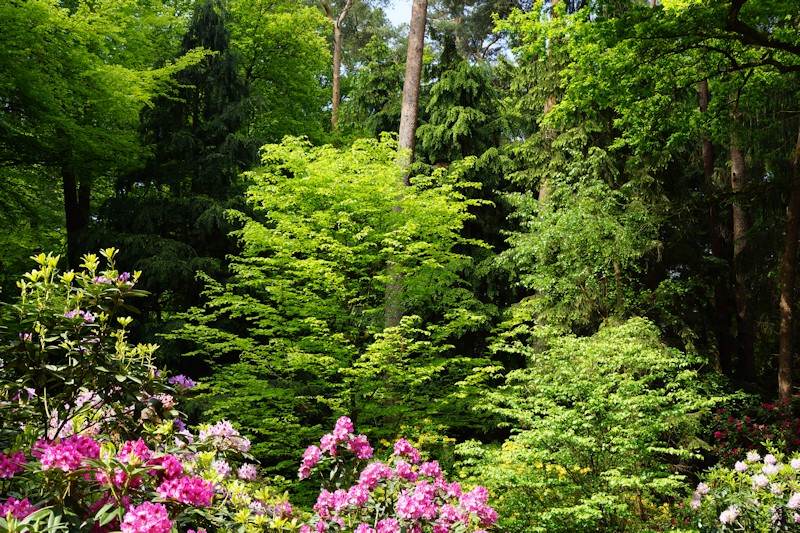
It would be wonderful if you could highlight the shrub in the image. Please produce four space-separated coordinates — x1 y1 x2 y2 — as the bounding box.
457 318 728 532
688 448 800 531
709 397 800 462
0 251 497 533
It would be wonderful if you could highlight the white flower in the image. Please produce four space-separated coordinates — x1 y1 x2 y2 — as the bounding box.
752 474 770 490
790 458 800 471
735 461 748 472
720 505 740 525
764 454 778 465
747 451 762 462
763 463 780 476
696 482 710 495
787 493 800 510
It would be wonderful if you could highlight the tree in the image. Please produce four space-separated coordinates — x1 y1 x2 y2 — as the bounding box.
496 0 800 396
169 136 493 473
321 0 355 130
398 0 429 171
230 0 330 144
92 0 256 356
0 0 199 269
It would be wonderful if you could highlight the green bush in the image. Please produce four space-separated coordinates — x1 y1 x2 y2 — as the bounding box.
457 318 728 532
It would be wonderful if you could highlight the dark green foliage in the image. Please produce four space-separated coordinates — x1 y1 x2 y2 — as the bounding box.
339 34 406 138
92 0 258 362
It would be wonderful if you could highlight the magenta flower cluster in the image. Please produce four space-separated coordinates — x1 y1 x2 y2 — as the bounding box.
0 451 26 478
33 434 100 472
156 475 213 506
298 416 497 533
300 416 373 479
0 497 35 520
120 502 172 533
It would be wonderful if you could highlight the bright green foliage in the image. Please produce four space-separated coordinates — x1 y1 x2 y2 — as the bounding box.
0 0 203 267
171 136 493 474
458 318 729 532
230 0 330 144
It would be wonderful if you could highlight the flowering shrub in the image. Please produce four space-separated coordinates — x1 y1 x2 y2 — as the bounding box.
710 397 800 461
1 251 498 533
298 416 497 533
689 448 800 531
0 252 301 532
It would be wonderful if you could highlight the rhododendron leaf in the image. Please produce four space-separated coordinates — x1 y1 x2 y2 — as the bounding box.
94 503 117 526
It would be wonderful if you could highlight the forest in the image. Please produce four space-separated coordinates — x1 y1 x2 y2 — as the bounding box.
1 0 800 531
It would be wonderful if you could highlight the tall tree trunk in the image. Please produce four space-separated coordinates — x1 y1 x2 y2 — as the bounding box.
778 128 800 401
730 110 755 377
62 168 91 269
538 0 560 206
322 0 353 131
699 79 735 374
397 0 427 179
386 0 427 328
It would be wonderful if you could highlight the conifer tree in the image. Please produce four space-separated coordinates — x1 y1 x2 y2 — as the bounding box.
95 0 257 352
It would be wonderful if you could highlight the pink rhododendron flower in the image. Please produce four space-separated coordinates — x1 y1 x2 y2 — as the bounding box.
419 460 442 479
787 493 800 510
0 451 26 478
300 445 321 479
376 518 400 533
213 459 230 478
120 502 171 533
238 463 257 481
118 438 153 465
395 459 418 482
393 439 421 464
155 394 175 410
751 474 770 490
347 484 371 507
477 504 499 527
347 434 373 459
157 476 213 506
320 433 337 456
332 416 354 441
719 505 740 525
149 454 183 480
355 524 375 533
198 420 249 451
359 461 395 489
459 486 489 513
34 435 100 472
0 497 35 520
